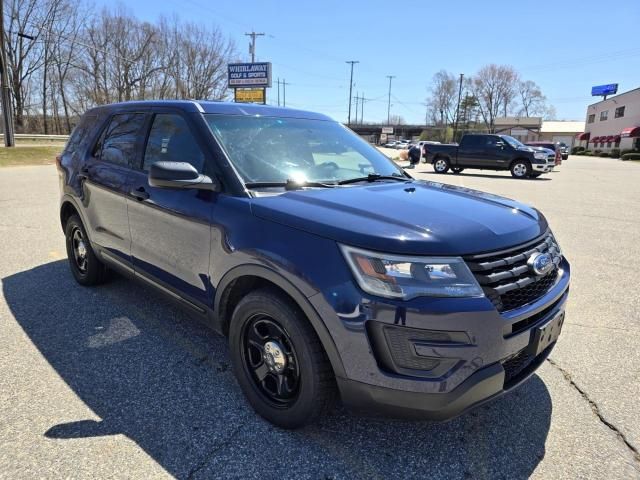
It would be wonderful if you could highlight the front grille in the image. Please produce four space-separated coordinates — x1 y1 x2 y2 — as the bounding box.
465 231 562 312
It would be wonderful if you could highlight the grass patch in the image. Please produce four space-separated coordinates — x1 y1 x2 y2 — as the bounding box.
0 146 61 167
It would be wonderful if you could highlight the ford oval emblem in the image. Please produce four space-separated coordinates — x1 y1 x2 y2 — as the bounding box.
528 252 554 276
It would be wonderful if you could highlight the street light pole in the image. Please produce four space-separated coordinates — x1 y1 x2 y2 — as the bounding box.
386 75 395 125
345 60 359 126
0 0 15 147
452 73 464 142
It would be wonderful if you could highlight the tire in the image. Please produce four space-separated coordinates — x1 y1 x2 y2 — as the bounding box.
451 167 464 174
64 214 108 286
433 157 450 174
510 159 531 179
229 288 337 429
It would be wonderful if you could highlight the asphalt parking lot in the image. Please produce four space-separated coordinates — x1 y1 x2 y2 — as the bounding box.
1 156 639 479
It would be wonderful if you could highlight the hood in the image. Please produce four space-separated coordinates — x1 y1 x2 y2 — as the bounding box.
250 181 548 255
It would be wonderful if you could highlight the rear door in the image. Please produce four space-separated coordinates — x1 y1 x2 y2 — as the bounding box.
126 110 215 309
456 135 486 167
81 111 148 265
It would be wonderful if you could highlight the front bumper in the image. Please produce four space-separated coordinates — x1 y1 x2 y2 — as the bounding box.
309 258 570 420
337 342 554 420
533 163 554 173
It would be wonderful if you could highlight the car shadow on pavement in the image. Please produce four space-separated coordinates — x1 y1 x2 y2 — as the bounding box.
418 170 553 181
3 261 552 479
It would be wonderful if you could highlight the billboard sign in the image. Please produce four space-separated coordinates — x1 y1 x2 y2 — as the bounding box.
382 126 394 134
234 88 266 104
591 84 618 96
228 62 272 87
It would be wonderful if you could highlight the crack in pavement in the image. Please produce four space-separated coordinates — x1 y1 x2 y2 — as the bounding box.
547 358 640 470
186 420 248 480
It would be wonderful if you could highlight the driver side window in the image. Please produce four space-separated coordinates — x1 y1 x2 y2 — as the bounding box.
143 114 205 173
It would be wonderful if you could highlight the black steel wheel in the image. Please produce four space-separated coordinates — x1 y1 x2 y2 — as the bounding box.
241 314 301 407
64 215 108 286
229 288 337 429
451 167 464 174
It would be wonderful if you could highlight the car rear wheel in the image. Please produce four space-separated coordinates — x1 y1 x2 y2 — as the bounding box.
510 160 531 179
433 157 450 174
65 215 108 286
229 288 337 429
451 167 464 174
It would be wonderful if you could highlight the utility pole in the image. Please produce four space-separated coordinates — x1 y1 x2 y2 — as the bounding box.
453 73 464 142
245 31 265 63
282 79 289 107
360 94 365 125
386 75 395 125
276 78 280 106
345 60 359 126
0 0 15 147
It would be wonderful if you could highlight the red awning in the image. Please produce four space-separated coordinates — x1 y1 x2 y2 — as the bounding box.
605 136 615 142
591 136 600 143
621 126 640 138
577 132 590 140
613 135 621 142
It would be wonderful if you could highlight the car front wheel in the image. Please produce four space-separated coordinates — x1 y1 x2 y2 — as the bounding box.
229 288 337 429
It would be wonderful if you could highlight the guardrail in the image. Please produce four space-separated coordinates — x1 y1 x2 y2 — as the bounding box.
0 134 69 141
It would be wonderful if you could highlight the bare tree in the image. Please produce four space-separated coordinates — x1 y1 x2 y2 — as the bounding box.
469 64 519 132
425 70 457 126
517 80 547 117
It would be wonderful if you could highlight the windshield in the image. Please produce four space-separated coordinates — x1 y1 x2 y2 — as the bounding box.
205 114 404 185
501 135 526 149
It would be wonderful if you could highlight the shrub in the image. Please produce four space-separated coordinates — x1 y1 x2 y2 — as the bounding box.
621 149 639 156
598 152 610 157
594 149 602 154
571 146 585 154
582 150 592 156
621 153 640 161
610 148 620 158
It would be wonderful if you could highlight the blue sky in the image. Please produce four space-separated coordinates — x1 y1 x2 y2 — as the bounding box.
97 0 640 124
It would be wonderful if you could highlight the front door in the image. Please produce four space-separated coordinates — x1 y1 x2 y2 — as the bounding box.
126 111 215 308
81 112 147 264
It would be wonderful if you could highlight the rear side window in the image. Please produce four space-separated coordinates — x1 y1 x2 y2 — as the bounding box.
143 114 205 173
65 114 97 154
461 136 483 148
95 113 146 168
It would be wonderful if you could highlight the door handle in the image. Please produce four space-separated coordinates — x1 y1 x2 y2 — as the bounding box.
130 187 150 201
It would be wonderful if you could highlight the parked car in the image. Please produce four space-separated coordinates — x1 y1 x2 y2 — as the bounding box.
57 101 570 428
558 143 570 160
524 141 563 164
424 134 554 178
383 141 398 148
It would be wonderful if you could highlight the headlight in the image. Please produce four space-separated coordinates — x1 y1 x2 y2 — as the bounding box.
534 152 547 160
339 245 484 300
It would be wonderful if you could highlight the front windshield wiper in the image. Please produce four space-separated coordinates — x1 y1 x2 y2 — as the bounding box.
244 179 337 191
337 173 411 185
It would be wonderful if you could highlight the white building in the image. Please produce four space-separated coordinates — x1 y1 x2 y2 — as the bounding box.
578 87 640 151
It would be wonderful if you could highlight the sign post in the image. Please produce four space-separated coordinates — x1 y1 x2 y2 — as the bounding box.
228 62 272 105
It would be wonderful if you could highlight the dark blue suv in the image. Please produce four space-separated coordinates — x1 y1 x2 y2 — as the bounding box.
57 100 570 428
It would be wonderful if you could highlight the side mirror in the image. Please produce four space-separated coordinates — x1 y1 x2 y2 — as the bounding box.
148 161 220 191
